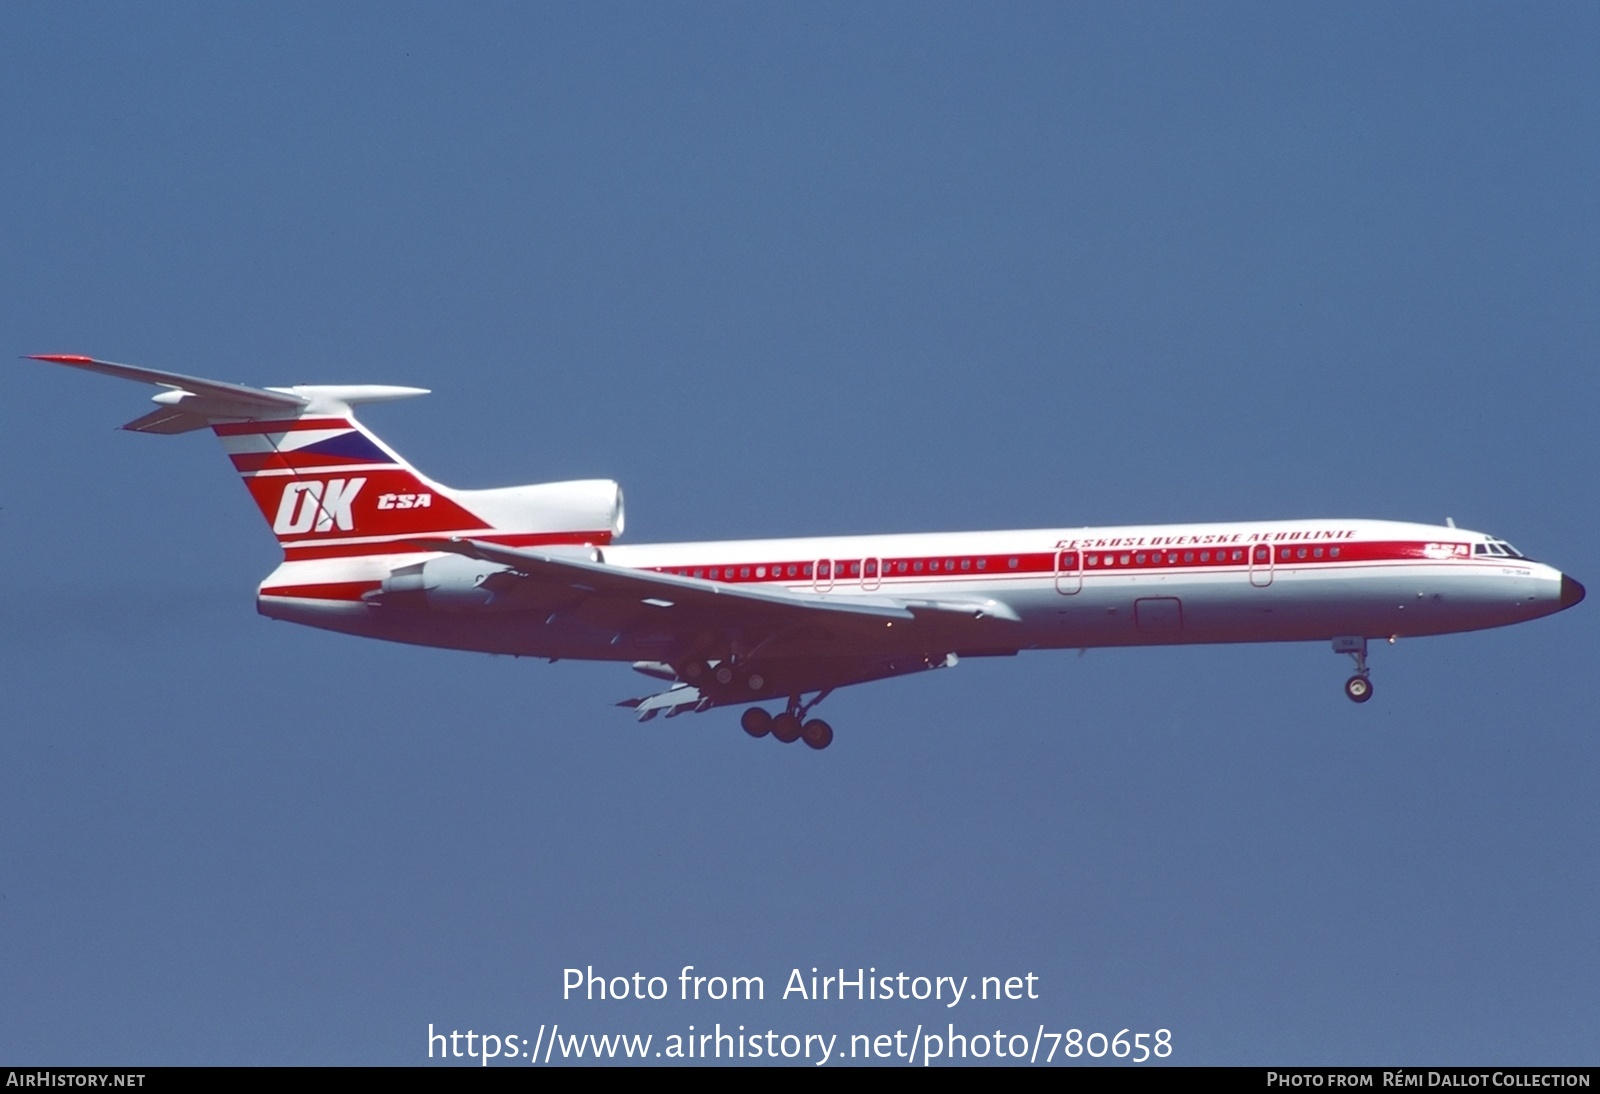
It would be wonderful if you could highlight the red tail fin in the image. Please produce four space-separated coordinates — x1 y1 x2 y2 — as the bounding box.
27 354 624 565
216 415 495 559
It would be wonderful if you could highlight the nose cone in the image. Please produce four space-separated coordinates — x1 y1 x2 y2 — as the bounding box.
1560 575 1586 610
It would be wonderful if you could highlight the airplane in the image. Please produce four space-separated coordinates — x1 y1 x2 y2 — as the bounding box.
24 353 1585 750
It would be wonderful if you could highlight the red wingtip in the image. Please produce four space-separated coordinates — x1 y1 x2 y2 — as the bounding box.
25 354 98 363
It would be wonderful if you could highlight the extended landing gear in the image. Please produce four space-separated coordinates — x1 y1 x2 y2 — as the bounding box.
1333 636 1373 704
740 707 772 737
740 692 834 750
799 719 834 749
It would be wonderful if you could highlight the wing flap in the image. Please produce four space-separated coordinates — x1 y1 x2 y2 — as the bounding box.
617 651 966 716
617 685 709 721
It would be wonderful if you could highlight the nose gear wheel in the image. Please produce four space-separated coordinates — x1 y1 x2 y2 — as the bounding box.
1333 637 1374 704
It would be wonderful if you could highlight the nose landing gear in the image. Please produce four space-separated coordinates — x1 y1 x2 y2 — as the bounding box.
1334 636 1374 703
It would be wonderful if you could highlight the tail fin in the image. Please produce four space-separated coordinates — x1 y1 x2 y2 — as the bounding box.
26 355 624 561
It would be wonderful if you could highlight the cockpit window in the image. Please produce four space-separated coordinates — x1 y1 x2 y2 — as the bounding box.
1480 539 1528 560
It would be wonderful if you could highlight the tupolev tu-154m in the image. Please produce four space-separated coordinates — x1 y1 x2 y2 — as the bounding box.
26 354 1585 750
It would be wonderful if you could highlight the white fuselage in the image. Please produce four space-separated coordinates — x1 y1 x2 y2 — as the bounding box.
258 517 1573 661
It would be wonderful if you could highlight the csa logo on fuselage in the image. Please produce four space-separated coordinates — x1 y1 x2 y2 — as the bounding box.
273 477 366 534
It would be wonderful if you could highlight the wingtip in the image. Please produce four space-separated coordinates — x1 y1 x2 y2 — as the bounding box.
24 353 98 364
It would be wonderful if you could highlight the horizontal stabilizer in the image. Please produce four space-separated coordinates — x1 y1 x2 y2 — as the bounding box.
25 354 308 410
24 355 432 422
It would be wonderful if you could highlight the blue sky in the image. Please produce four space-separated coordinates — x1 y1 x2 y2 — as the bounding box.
2 3 1596 1065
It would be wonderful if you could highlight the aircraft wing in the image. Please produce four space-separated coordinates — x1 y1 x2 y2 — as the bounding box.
416 536 1021 659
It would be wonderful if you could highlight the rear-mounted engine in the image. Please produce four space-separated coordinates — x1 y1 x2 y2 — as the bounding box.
376 553 507 610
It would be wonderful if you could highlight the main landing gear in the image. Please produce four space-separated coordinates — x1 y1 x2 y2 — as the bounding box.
740 692 835 750
1334 636 1374 704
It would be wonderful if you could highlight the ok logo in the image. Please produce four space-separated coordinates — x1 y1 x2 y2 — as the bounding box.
273 477 366 535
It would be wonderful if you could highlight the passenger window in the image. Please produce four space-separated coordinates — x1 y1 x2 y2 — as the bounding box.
960 559 970 571
864 560 877 577
1330 547 1340 558
976 558 987 570
1009 558 1019 569
1296 548 1307 559
913 561 923 572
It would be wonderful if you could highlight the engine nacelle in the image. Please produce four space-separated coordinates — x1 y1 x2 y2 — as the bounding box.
453 479 624 539
379 553 509 610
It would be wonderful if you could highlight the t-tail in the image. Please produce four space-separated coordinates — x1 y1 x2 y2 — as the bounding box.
24 355 624 600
